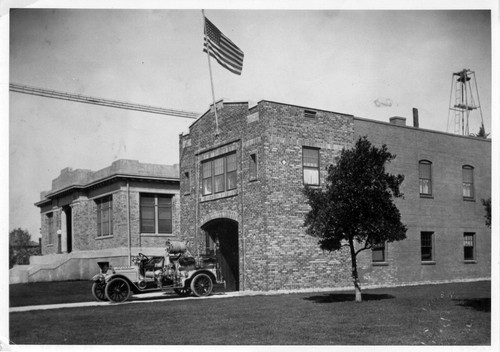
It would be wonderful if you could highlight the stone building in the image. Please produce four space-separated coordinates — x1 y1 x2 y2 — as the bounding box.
17 159 180 283
179 100 491 292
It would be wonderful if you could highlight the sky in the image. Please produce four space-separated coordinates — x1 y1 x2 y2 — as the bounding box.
3 1 496 241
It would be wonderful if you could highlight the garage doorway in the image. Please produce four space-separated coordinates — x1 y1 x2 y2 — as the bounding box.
202 219 239 291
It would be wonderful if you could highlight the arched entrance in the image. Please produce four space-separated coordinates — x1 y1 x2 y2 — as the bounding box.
202 219 239 291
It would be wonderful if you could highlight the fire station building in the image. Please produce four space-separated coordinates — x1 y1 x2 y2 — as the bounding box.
178 100 491 292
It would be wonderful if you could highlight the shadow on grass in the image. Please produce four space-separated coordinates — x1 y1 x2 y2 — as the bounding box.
304 293 395 303
454 298 491 312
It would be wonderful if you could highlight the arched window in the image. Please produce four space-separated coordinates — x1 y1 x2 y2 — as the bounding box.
419 160 432 196
462 165 474 199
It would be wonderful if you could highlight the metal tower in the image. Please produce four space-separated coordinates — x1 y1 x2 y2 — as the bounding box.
447 69 484 136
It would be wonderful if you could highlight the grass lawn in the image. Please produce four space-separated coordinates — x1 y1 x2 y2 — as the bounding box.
9 280 490 345
9 280 94 307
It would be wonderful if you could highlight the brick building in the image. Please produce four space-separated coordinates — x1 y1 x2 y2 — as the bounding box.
23 159 180 283
179 100 491 292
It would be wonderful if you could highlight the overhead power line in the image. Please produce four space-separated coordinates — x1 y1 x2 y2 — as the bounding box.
9 83 200 119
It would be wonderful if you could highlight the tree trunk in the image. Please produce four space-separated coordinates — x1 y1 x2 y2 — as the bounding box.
349 238 362 302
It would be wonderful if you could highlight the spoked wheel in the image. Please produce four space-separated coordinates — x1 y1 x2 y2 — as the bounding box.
174 288 192 297
190 273 213 297
105 278 131 303
92 281 108 302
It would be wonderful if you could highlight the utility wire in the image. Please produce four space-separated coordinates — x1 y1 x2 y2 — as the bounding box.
9 83 200 119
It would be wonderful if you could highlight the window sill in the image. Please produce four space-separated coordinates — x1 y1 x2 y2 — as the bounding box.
420 194 434 199
46 244 54 247
464 260 477 264
183 192 191 196
96 235 114 240
249 178 258 183
463 197 475 202
140 233 175 237
421 261 436 265
201 189 238 202
372 262 389 266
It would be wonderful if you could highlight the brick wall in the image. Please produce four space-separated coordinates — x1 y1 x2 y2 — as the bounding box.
354 118 491 285
180 101 355 291
39 179 181 256
181 101 491 292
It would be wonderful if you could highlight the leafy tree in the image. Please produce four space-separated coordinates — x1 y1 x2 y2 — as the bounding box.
481 198 491 228
9 228 39 268
303 137 407 302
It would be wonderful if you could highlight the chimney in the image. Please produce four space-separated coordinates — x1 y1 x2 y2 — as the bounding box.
412 108 419 128
389 116 406 126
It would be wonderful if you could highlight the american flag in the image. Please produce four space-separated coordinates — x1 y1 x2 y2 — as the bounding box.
203 17 244 75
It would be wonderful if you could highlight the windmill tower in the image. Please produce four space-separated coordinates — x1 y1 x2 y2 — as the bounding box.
447 69 484 136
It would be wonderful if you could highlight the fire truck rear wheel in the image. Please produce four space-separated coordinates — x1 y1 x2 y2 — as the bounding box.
190 273 213 297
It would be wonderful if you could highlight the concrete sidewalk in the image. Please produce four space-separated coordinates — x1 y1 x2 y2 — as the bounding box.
9 291 243 313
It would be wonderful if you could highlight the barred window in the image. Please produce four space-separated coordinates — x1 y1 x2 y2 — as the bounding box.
201 153 237 196
303 147 320 186
464 233 475 261
419 160 432 196
140 194 172 234
462 165 474 199
96 196 113 237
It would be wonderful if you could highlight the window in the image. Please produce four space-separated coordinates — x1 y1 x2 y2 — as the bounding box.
462 166 474 199
304 110 317 119
184 171 190 194
201 153 237 196
421 232 434 262
464 233 475 261
96 196 113 237
249 153 257 180
419 160 432 196
303 147 320 185
372 242 386 262
47 213 54 244
140 194 172 234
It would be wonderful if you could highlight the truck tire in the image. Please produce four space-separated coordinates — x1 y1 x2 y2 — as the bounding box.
92 281 108 302
105 278 131 303
190 273 213 297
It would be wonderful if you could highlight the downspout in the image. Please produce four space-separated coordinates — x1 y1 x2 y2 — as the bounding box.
195 154 200 256
240 139 246 291
127 181 131 265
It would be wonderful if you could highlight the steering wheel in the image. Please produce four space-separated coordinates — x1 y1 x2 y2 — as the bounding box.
138 253 149 262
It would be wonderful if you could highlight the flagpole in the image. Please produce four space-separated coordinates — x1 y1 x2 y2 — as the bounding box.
202 10 220 136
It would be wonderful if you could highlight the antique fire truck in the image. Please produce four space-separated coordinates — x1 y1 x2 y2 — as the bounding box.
91 241 224 303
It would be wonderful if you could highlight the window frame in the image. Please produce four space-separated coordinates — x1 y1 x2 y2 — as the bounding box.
302 147 320 186
96 195 113 238
201 152 237 196
371 242 387 263
462 165 475 200
464 232 476 261
420 231 435 263
140 194 173 235
419 160 433 197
